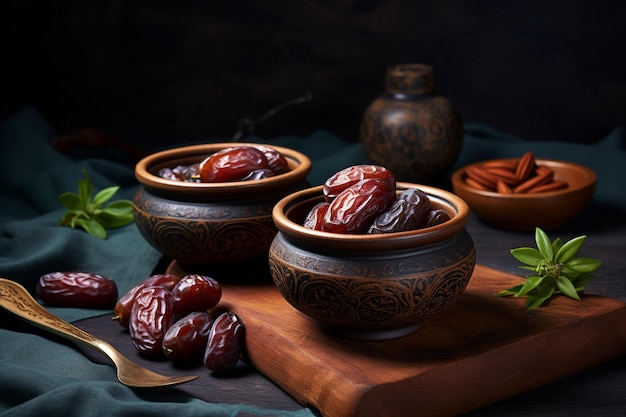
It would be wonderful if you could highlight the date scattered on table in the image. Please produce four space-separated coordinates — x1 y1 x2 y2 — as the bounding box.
113 273 244 373
37 271 118 308
304 165 451 234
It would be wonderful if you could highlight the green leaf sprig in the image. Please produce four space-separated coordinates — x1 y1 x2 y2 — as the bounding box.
494 227 602 309
58 170 134 239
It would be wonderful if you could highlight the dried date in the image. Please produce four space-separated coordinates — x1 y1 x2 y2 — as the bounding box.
302 202 330 231
171 274 222 318
112 274 180 328
36 271 118 308
241 168 275 181
323 178 396 234
255 145 289 174
158 164 200 182
203 312 245 373
129 286 175 356
162 311 214 361
199 146 268 182
367 188 431 234
323 165 395 202
425 208 451 227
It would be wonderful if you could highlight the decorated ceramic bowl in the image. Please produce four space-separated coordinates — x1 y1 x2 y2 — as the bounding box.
268 183 476 340
133 143 311 266
451 157 596 231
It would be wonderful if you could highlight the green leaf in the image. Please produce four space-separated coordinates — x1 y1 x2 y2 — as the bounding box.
534 227 553 260
58 192 82 210
76 217 107 239
511 247 545 267
494 284 524 297
565 257 602 273
496 228 600 309
96 211 134 228
78 170 94 204
556 275 581 300
527 282 555 309
555 235 586 264
57 170 135 239
103 199 133 212
572 273 594 291
92 185 120 206
551 237 563 254
515 275 544 297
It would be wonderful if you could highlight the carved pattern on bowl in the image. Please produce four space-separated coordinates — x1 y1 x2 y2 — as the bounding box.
269 230 476 330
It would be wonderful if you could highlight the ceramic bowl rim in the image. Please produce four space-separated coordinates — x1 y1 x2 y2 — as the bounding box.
134 142 312 196
272 182 470 252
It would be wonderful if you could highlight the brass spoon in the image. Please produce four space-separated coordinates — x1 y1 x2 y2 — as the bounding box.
0 278 198 389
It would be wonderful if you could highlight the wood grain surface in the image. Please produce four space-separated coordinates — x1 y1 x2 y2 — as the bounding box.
165 261 626 417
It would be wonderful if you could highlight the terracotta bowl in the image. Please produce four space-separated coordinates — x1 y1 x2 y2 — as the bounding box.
269 183 476 340
133 143 311 266
451 158 596 231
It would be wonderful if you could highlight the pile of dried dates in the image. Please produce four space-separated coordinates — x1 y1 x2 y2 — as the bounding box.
112 273 243 373
36 271 243 374
303 165 450 234
158 145 289 183
463 151 568 194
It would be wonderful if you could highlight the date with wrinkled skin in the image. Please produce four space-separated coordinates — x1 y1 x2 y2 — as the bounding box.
425 208 451 227
368 188 431 234
36 271 118 308
199 146 268 182
129 286 175 356
323 178 396 234
302 202 330 230
203 312 245 373
171 274 222 318
255 145 289 174
112 274 180 328
241 168 275 181
162 311 214 361
323 165 395 202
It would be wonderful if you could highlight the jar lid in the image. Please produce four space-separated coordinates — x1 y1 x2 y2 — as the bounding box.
386 63 435 94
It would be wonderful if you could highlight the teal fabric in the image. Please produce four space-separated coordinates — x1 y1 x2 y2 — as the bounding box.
1 106 625 416
0 107 163 323
0 108 317 417
266 125 625 208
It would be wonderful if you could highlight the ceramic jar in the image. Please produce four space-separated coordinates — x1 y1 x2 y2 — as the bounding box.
360 63 463 183
133 143 311 267
269 183 476 340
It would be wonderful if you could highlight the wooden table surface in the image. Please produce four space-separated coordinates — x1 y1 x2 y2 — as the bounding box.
76 204 626 416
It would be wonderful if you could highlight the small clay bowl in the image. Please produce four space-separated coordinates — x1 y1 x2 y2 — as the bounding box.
451 158 596 231
269 183 476 340
133 143 311 266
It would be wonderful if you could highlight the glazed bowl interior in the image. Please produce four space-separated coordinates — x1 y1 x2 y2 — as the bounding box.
273 182 470 253
135 142 312 199
451 158 596 231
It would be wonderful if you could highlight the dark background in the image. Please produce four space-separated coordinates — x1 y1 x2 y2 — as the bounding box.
2 0 625 151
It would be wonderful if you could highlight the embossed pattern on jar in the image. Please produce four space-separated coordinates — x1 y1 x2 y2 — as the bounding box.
133 143 311 267
269 183 476 340
360 63 463 183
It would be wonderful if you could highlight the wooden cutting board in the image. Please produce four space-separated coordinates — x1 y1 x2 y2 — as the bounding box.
168 262 626 417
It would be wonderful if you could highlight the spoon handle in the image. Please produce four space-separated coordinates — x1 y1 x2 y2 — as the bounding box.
0 278 100 347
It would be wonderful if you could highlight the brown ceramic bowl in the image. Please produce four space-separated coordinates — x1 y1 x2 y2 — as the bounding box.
133 143 311 266
451 158 596 231
269 183 476 340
